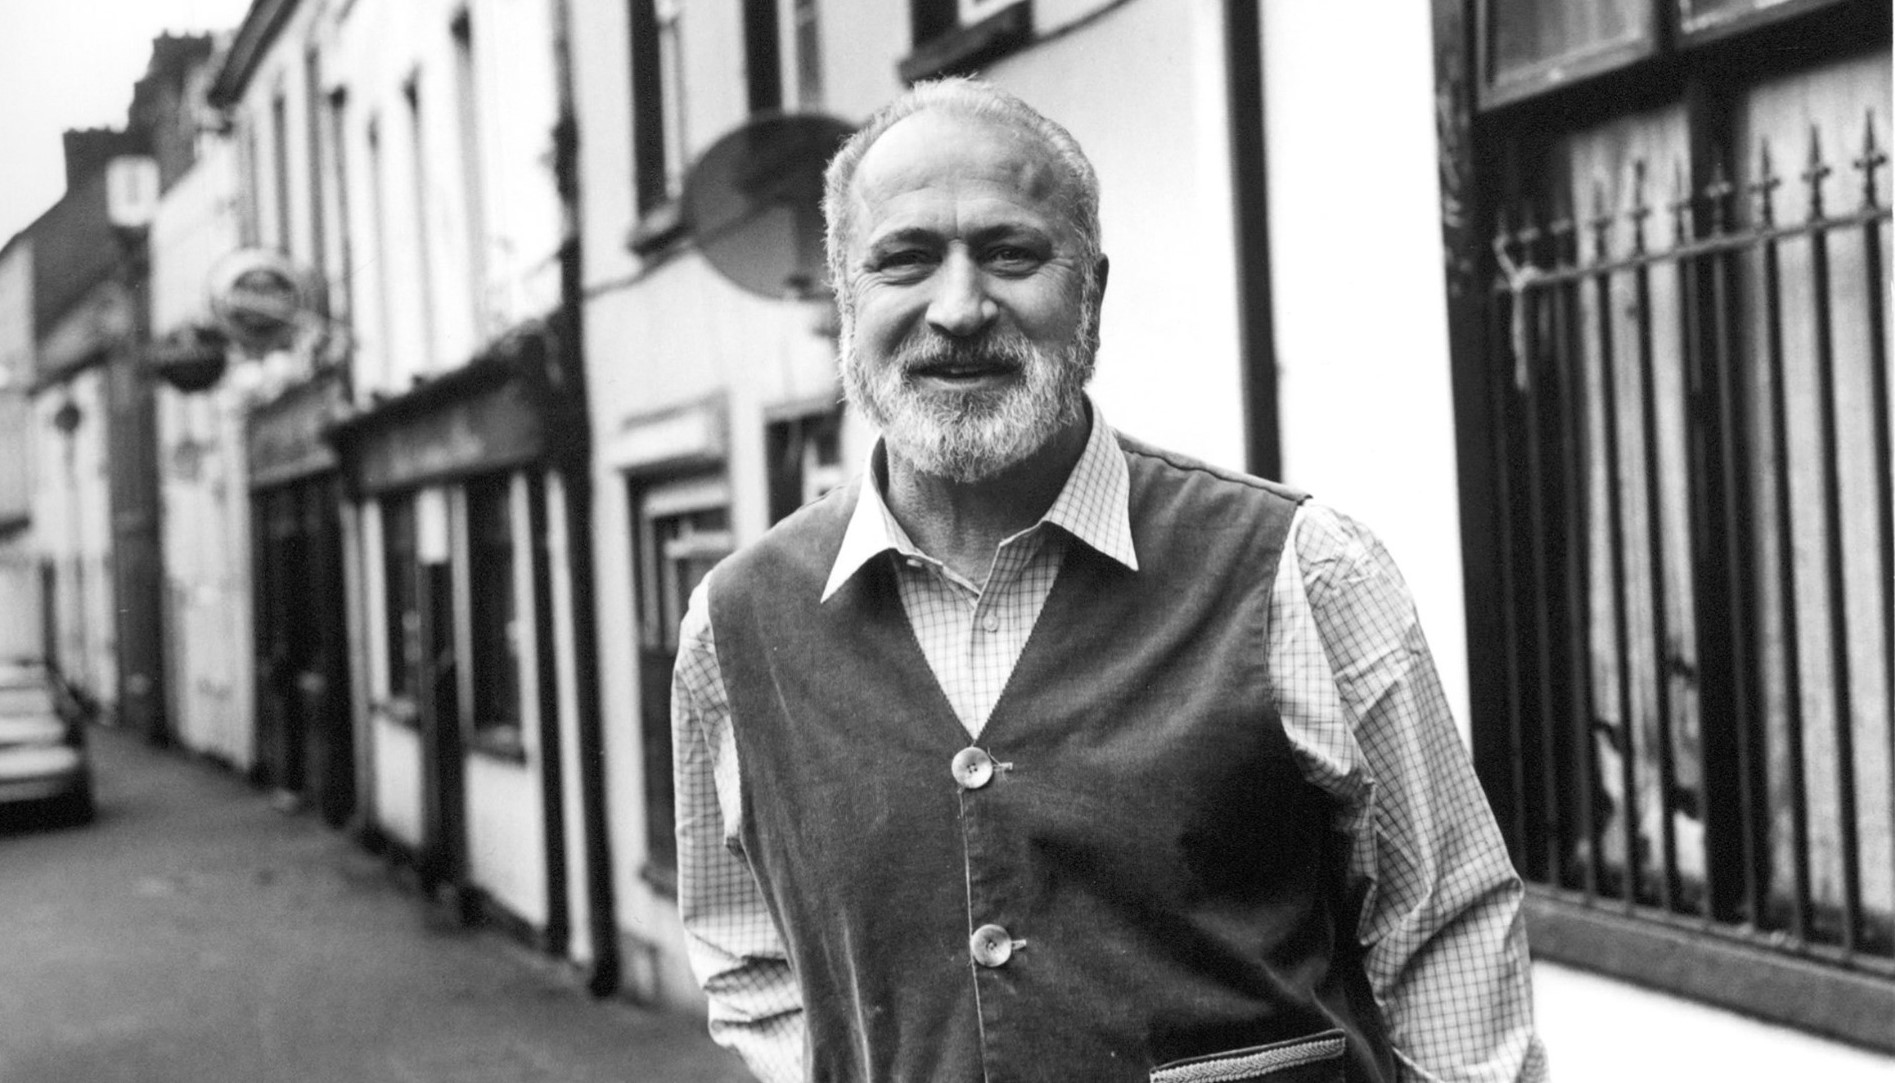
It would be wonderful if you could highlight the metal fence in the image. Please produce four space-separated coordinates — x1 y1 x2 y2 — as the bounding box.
1485 114 1893 1038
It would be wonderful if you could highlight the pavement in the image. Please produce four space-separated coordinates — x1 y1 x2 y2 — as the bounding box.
0 722 754 1083
1534 958 1894 1081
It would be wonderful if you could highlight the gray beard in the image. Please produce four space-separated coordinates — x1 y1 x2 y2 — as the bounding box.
838 321 1094 484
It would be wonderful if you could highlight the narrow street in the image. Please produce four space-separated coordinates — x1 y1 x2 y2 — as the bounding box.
0 723 752 1083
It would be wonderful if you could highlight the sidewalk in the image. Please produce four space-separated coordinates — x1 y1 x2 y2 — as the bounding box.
0 722 752 1083
1535 960 1893 1081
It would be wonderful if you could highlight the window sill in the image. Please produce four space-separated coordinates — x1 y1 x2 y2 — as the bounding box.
897 1 1033 84
627 197 687 260
469 725 527 764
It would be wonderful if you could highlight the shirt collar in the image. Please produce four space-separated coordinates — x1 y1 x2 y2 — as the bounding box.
821 401 1139 602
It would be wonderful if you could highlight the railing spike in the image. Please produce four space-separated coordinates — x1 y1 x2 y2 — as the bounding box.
1804 123 1832 218
1751 138 1780 226
1706 157 1734 234
1670 160 1693 246
1629 160 1652 253
1590 180 1614 261
1855 109 1887 210
1548 189 1577 269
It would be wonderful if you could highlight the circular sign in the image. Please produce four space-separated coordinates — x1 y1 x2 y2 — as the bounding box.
207 249 317 354
683 113 855 299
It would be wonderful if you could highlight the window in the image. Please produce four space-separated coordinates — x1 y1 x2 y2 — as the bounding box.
451 12 488 331
628 0 686 214
1478 0 1859 106
899 0 1032 84
743 0 783 115
792 0 823 107
326 89 355 327
766 407 843 523
1448 0 1894 1047
630 476 732 881
382 494 420 704
238 115 262 247
403 76 437 368
365 116 395 391
270 89 293 253
466 474 523 747
303 48 328 304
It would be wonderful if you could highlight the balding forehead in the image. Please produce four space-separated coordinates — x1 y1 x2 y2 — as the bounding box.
849 109 1070 209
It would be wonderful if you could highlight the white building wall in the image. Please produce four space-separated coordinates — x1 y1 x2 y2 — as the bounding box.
328 0 563 397
985 0 1247 467
31 366 117 709
151 133 256 768
1260 0 1471 736
0 240 40 664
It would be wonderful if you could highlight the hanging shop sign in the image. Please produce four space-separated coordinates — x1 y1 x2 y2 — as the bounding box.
208 249 319 356
147 323 230 393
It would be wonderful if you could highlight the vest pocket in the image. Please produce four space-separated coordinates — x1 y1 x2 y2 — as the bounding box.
1149 1029 1346 1082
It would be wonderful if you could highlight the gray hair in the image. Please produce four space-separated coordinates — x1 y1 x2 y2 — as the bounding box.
821 77 1103 313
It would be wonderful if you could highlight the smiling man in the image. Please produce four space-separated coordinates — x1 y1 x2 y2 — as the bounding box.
672 78 1546 1083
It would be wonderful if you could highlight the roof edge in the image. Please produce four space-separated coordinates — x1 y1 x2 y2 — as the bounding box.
208 0 299 108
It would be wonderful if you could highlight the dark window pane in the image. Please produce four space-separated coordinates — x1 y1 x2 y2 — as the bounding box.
1488 0 1655 92
382 495 418 700
467 474 520 733
629 0 667 212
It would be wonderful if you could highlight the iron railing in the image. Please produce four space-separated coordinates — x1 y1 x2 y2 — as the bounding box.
1485 113 1893 1040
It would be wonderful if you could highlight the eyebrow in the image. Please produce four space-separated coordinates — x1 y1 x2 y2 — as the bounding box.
864 223 1053 253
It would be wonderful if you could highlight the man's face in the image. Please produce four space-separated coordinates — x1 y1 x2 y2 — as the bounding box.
836 110 1100 483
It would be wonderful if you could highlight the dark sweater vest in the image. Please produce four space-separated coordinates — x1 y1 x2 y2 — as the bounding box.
708 435 1393 1083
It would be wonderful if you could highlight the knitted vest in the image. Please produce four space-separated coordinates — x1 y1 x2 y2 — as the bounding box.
708 435 1393 1083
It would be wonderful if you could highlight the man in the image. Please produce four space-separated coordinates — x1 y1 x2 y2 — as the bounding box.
673 78 1546 1082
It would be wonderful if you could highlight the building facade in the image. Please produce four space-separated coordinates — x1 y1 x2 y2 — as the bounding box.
208 0 604 947
0 235 38 664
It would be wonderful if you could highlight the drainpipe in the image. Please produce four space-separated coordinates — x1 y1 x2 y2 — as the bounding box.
1223 0 1282 481
548 0 620 999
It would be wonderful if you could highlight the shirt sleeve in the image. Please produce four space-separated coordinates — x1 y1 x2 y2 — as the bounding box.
673 578 807 1083
1272 503 1548 1083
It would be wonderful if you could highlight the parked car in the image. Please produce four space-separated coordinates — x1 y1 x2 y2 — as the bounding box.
0 659 94 827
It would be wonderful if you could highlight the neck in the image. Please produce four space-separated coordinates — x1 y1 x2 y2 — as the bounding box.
882 412 1090 587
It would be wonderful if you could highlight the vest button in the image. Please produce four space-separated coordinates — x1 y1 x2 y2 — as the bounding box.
951 746 994 789
970 924 1013 967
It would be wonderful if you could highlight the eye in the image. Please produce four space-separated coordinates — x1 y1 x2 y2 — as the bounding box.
984 245 1042 272
871 248 937 278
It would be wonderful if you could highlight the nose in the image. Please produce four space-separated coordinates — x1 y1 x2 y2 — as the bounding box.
925 247 995 338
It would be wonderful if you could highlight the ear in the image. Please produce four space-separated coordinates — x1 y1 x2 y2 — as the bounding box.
1087 256 1110 346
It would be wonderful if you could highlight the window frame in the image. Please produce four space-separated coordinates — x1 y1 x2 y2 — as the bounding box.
627 473 732 888
1475 0 1863 109
898 0 1033 85
465 472 525 758
381 492 421 713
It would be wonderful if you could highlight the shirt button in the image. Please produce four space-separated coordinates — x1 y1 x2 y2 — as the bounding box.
951 746 994 789
980 613 1000 633
970 924 1013 967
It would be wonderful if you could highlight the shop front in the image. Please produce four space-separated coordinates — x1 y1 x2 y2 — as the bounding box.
329 346 569 939
247 369 353 825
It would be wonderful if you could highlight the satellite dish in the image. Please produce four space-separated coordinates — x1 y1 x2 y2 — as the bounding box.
683 113 854 299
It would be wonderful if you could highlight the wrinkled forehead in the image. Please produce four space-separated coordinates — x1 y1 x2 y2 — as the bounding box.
847 110 1073 227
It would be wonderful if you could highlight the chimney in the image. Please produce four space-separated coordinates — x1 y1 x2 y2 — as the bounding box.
61 128 148 191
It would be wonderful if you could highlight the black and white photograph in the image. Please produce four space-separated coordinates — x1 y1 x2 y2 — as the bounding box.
0 0 1890 1079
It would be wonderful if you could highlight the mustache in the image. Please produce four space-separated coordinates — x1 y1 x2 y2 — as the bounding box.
895 332 1035 376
